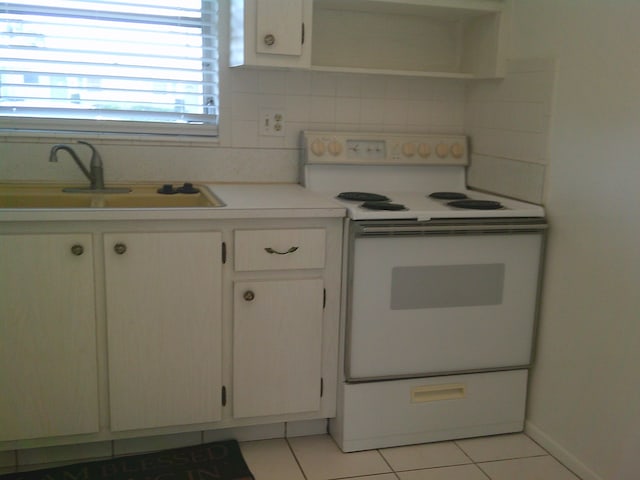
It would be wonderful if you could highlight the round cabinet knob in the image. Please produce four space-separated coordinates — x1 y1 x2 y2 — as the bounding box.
328 140 343 156
114 243 127 255
310 139 326 156
263 34 276 46
417 143 432 158
71 244 84 256
436 143 449 158
243 290 255 302
401 143 416 157
450 142 465 158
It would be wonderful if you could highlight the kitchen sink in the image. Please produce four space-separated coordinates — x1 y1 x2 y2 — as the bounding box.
0 184 225 209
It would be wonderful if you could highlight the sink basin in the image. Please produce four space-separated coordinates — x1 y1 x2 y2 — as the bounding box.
0 191 96 208
0 184 224 209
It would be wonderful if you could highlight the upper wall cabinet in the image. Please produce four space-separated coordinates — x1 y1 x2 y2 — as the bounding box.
230 0 313 69
229 0 509 79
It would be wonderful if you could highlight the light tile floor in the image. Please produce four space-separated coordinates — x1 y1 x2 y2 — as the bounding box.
240 433 582 480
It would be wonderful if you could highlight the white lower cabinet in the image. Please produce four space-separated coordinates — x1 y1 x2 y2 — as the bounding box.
0 233 99 441
0 217 342 450
233 278 324 418
104 231 223 431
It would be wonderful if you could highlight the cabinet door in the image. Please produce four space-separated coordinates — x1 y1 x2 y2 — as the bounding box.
230 0 311 68
104 231 222 431
0 233 98 441
256 0 304 56
233 278 323 418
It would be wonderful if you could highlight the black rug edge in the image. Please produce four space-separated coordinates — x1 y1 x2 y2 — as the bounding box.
0 439 255 480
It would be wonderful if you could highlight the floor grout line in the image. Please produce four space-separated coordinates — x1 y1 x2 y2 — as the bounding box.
285 436 309 480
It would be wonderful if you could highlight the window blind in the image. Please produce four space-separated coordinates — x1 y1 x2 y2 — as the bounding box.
0 0 218 137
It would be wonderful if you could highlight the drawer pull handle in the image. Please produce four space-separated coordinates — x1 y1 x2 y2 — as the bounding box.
114 243 127 255
410 383 466 403
243 290 255 302
71 244 84 256
265 246 298 255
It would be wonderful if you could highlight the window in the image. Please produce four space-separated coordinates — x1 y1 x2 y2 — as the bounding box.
0 1 218 137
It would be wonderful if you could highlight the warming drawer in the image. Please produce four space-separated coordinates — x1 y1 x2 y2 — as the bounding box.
332 369 528 452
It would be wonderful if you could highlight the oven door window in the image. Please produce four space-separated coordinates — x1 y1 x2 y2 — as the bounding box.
391 263 505 310
346 232 543 381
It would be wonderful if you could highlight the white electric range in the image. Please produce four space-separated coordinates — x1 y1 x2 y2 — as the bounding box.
301 131 547 452
301 131 544 221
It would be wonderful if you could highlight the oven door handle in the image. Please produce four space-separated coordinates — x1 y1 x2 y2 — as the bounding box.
355 222 548 236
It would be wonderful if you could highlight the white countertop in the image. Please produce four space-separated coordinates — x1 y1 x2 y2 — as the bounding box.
0 183 345 222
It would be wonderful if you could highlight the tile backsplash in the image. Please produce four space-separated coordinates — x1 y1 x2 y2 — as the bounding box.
228 68 466 149
0 60 554 205
466 58 556 204
0 69 466 185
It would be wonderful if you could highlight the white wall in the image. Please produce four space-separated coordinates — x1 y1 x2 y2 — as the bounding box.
508 2 640 480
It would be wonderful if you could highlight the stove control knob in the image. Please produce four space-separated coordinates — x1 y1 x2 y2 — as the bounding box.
401 142 416 157
328 140 343 156
310 139 325 156
418 143 432 158
450 142 465 158
436 143 449 158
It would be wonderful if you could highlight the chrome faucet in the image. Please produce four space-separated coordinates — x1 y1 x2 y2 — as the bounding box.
49 141 129 193
49 141 104 190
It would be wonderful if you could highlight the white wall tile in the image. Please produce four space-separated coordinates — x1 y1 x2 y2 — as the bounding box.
467 154 546 204
311 72 337 96
407 78 436 100
310 96 336 123
17 441 112 466
257 93 285 109
465 58 555 202
230 68 259 93
430 79 466 101
286 71 312 95
203 423 285 443
383 99 409 125
336 75 362 98
335 98 361 124
1 70 466 183
231 120 259 148
0 451 16 470
384 77 410 99
259 70 287 95
360 76 387 98
231 92 259 120
406 100 433 126
113 432 201 456
360 99 386 125
258 133 286 148
285 95 311 123
285 419 328 437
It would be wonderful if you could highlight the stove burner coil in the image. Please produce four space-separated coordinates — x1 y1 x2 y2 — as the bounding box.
337 192 390 202
360 201 407 211
429 192 468 200
447 199 503 210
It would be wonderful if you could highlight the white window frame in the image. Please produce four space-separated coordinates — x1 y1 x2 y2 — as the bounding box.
0 1 219 139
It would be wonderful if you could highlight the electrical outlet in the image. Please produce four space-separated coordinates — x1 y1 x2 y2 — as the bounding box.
260 109 285 137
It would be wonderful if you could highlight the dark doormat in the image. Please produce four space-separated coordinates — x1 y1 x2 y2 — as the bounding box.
0 439 254 480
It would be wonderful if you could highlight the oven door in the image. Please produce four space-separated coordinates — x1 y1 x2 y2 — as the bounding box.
345 220 547 381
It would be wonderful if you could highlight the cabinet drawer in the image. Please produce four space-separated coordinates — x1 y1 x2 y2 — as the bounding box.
234 228 326 271
334 370 527 452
